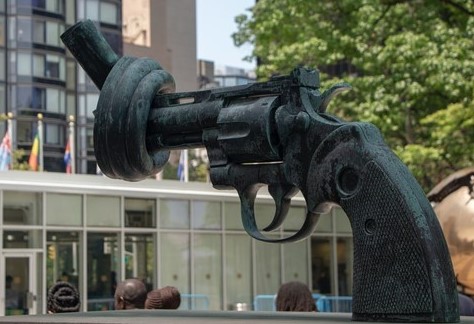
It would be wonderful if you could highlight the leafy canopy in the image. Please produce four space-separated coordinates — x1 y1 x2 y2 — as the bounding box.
233 0 474 191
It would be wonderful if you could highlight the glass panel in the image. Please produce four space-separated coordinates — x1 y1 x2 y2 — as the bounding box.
45 54 59 78
337 237 353 296
17 87 32 108
0 16 4 46
224 201 242 230
3 191 42 225
255 203 275 231
32 88 45 109
282 206 306 231
45 21 59 46
66 94 75 116
311 237 333 294
66 61 75 90
124 198 155 228
193 234 222 310
225 234 252 309
3 230 43 248
0 51 5 81
160 199 189 229
46 193 82 226
0 85 5 110
124 234 154 291
283 239 309 283
46 88 59 112
33 21 44 43
17 19 32 42
65 0 75 24
5 257 28 315
335 207 352 233
85 0 98 20
160 233 190 300
255 237 281 295
315 210 333 233
17 52 31 76
86 93 98 118
192 200 221 229
46 231 81 292
86 195 120 227
33 54 44 77
100 2 117 24
87 232 118 311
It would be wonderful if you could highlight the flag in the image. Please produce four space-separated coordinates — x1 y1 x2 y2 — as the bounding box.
177 150 185 181
64 138 72 174
0 131 11 171
29 133 40 171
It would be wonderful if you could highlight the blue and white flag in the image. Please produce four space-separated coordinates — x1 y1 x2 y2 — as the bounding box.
0 131 11 171
177 150 185 181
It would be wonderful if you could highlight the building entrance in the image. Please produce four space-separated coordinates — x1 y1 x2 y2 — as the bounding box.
1 252 40 316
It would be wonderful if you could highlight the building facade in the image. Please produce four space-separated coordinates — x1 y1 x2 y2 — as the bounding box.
0 171 353 315
1 0 197 175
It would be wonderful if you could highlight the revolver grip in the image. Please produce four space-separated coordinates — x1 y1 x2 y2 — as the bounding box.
307 123 459 322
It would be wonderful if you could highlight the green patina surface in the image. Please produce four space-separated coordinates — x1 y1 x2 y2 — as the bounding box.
60 20 460 322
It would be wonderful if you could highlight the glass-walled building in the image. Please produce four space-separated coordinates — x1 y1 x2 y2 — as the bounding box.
0 0 122 174
0 171 353 315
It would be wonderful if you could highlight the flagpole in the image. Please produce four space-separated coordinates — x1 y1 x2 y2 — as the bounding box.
7 112 12 170
37 113 43 172
68 115 75 174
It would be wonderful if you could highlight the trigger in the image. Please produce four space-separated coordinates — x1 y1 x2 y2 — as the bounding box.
263 184 299 232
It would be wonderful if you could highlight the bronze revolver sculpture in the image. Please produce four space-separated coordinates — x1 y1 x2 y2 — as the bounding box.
61 20 459 322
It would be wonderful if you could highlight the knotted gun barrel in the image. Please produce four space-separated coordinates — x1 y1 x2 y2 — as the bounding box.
62 20 459 322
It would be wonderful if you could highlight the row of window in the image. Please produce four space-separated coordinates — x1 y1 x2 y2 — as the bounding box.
2 191 352 233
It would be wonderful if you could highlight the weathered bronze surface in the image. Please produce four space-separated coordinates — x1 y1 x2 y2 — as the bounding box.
61 20 460 322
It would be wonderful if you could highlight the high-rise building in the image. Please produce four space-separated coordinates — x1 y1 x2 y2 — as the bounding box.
122 0 197 92
0 0 197 175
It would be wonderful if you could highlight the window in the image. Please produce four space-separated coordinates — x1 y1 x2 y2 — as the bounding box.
17 19 32 42
125 198 155 228
46 193 82 226
0 16 5 46
192 201 221 229
160 199 190 229
16 86 65 113
3 191 42 225
85 0 99 21
46 231 81 293
125 234 154 290
17 0 64 14
100 2 118 25
45 123 62 144
87 232 119 311
18 52 31 76
86 195 120 227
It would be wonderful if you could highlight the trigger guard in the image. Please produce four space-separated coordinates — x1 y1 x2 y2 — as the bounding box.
239 185 320 243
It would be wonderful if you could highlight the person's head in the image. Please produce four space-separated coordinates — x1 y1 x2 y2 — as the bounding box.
47 281 80 313
114 278 147 310
5 275 13 289
145 286 181 310
275 281 317 312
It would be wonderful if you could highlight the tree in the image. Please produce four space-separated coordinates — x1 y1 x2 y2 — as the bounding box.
233 0 474 191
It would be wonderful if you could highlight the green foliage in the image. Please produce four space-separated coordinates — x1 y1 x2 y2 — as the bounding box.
12 149 30 171
233 0 474 191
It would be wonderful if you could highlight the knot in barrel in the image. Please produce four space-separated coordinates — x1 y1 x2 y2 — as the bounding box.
94 56 175 180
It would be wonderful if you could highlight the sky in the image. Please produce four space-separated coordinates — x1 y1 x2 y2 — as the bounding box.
196 0 256 71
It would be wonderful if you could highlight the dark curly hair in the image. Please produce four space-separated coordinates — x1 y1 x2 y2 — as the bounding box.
145 286 181 309
275 281 317 312
47 281 80 313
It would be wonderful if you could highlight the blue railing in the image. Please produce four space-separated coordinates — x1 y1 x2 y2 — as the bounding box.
179 293 210 310
253 294 352 313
